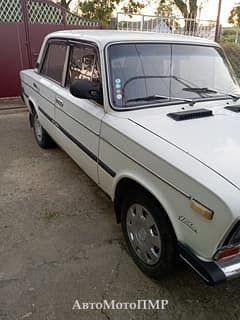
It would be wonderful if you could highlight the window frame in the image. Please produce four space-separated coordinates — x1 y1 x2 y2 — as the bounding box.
65 40 102 89
39 39 69 86
38 37 103 98
104 41 235 112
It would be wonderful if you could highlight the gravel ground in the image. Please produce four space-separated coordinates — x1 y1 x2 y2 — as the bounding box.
1 111 240 320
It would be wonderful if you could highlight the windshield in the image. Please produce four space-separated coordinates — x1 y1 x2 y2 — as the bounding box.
107 43 240 109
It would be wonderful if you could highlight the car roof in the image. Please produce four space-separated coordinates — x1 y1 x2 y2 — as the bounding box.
46 29 217 48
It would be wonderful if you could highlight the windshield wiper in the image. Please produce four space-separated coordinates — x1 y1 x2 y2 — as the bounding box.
183 87 218 94
126 94 196 106
183 86 240 101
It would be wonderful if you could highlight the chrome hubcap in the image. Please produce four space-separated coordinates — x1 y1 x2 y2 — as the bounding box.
34 114 43 141
126 204 161 265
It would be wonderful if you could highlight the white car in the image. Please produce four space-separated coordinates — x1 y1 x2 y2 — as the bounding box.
20 30 240 285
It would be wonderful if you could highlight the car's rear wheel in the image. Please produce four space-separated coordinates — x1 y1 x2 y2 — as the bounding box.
33 111 54 148
121 190 177 279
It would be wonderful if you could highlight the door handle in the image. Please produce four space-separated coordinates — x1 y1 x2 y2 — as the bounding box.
33 82 39 91
56 97 64 107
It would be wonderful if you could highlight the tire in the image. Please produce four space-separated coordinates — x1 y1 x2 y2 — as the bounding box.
121 189 177 280
32 111 55 148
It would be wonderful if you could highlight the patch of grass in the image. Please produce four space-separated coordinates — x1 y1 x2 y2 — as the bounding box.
221 43 240 79
221 28 239 44
43 211 59 221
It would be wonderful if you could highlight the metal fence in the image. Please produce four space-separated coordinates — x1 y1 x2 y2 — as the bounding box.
117 13 216 40
0 0 100 26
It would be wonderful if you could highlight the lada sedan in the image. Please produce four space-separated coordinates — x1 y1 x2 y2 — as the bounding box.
20 30 240 285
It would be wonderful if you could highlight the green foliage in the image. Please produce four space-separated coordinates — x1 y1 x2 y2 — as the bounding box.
156 0 198 18
156 0 175 17
122 0 145 17
78 0 121 26
228 5 240 27
78 0 144 25
221 28 239 44
222 42 240 79
43 210 60 221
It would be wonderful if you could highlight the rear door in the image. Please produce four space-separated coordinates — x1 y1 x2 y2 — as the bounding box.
36 39 68 138
54 41 105 183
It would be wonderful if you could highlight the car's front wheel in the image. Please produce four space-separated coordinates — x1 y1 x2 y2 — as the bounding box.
32 111 54 148
121 190 177 279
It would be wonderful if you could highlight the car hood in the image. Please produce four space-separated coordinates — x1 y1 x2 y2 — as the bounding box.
128 107 240 189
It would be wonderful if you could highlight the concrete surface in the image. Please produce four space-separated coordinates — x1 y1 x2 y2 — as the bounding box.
1 111 240 320
0 97 26 114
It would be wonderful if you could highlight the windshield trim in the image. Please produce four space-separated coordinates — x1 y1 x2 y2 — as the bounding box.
104 41 237 112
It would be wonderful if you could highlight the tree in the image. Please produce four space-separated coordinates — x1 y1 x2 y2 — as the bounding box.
156 0 180 31
171 0 199 31
78 0 144 26
173 0 198 19
229 5 240 27
54 0 74 10
156 0 201 29
78 0 120 26
156 0 175 17
122 0 145 17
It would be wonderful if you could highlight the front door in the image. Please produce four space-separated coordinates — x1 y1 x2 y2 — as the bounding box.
54 41 104 183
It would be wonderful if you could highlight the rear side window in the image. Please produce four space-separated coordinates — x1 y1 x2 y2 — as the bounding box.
41 42 67 83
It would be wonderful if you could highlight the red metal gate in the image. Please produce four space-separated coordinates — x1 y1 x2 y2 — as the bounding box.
0 0 100 97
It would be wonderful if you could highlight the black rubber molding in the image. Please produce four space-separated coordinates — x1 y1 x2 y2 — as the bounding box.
225 106 240 113
167 108 213 121
178 242 226 286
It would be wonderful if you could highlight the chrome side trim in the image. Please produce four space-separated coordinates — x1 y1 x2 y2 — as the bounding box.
62 45 70 87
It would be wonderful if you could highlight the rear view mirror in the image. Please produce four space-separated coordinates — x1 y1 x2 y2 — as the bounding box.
70 79 102 105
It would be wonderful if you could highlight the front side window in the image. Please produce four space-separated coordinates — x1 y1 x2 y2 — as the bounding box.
41 42 67 83
107 43 240 109
67 44 100 87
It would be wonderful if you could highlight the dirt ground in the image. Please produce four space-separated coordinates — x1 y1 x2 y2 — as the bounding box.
1 110 240 320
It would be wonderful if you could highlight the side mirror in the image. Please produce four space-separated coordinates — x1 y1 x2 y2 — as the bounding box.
70 79 102 105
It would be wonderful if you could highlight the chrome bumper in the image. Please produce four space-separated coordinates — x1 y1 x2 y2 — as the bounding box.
178 242 224 285
217 255 240 279
179 242 240 285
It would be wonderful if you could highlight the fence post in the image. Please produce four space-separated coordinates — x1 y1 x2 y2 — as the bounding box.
116 12 119 30
62 8 66 28
215 0 222 42
20 0 32 67
141 15 144 31
235 30 239 44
